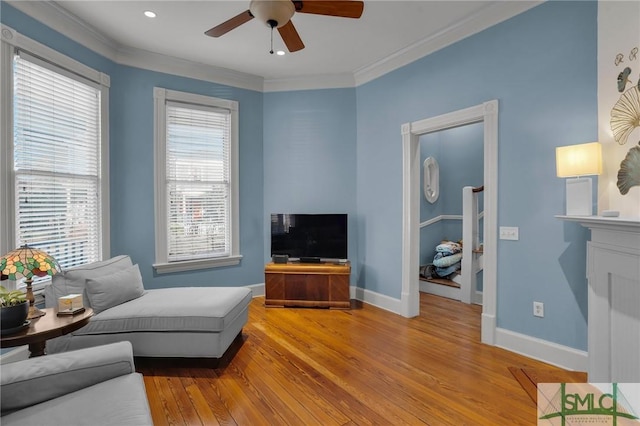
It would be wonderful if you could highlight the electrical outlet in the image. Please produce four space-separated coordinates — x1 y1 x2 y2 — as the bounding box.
499 226 519 240
533 301 544 318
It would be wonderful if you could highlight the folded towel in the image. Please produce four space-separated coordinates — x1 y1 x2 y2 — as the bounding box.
435 262 461 278
433 252 462 268
436 241 462 255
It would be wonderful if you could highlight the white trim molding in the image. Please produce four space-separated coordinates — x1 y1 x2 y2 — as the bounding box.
401 100 498 348
496 327 588 372
263 73 356 93
5 1 264 92
6 0 540 92
559 215 640 382
353 287 403 315
0 28 15 256
1 24 111 260
248 283 265 298
419 213 484 229
353 2 542 86
153 255 243 274
152 87 241 274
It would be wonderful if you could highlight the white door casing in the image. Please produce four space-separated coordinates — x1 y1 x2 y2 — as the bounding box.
401 100 498 345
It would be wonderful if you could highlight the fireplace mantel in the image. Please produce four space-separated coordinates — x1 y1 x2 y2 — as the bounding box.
557 215 640 233
558 215 640 382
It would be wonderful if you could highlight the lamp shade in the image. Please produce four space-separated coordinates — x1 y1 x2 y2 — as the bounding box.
0 245 60 281
249 0 295 28
556 142 602 177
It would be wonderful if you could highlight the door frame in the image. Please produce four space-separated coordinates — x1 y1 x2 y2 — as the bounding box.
400 100 498 345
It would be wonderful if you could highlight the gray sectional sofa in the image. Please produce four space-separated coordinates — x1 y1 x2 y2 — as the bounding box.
44 255 252 358
0 341 153 426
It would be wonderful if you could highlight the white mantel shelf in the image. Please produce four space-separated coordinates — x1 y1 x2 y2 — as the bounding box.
556 215 640 232
557 214 640 382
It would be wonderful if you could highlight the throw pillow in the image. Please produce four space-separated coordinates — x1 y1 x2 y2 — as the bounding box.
85 264 145 314
47 255 133 309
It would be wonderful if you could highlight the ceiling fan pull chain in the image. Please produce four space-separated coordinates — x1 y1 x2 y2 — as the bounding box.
270 25 274 54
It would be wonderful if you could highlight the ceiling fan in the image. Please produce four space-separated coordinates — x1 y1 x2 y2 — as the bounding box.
204 0 364 53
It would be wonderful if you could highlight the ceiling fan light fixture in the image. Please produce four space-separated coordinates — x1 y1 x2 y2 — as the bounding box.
249 0 295 28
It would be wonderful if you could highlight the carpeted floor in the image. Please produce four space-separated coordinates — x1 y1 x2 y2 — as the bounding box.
508 366 587 404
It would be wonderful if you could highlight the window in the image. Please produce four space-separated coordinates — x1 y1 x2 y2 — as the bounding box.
1 26 110 289
153 88 240 273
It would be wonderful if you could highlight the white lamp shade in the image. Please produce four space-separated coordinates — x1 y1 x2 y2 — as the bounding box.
249 0 295 28
556 142 602 177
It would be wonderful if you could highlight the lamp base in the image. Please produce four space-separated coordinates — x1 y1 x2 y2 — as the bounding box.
28 304 46 319
566 177 593 216
25 279 46 319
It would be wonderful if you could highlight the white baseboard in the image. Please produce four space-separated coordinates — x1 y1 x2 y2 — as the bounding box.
481 312 496 345
353 286 402 314
248 283 265 297
495 327 588 372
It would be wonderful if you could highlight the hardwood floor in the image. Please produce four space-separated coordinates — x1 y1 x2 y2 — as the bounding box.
137 293 579 425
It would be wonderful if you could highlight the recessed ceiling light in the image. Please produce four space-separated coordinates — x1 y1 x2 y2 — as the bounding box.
144 11 156 18
276 50 285 56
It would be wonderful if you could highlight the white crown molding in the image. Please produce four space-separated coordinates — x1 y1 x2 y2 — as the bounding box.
6 0 264 92
353 1 543 86
263 73 355 93
6 0 541 92
7 0 119 62
116 46 263 92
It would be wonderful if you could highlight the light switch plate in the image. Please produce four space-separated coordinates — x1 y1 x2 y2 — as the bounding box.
499 226 519 240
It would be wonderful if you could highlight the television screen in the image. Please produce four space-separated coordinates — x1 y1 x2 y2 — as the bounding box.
271 214 348 261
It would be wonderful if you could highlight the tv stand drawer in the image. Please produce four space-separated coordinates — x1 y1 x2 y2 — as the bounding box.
264 262 350 309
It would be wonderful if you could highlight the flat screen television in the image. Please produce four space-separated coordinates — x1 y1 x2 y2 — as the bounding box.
270 214 348 262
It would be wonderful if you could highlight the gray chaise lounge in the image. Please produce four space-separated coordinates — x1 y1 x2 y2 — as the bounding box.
44 255 252 358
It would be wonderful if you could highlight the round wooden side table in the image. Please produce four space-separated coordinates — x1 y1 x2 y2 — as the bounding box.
0 307 93 357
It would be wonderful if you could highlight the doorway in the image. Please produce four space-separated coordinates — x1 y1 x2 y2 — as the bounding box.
400 100 498 345
418 123 484 303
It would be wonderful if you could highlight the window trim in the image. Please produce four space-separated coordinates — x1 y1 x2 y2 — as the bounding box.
0 25 110 282
152 87 241 273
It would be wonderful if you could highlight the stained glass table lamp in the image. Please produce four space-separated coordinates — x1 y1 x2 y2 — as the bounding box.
0 245 61 319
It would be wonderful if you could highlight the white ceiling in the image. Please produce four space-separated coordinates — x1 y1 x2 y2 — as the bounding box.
8 1 540 89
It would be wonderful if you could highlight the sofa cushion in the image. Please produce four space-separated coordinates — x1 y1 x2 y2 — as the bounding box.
1 342 135 414
47 255 133 309
73 287 252 334
85 264 145 314
0 373 153 426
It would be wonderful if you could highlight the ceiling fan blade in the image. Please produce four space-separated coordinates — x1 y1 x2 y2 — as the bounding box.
278 21 305 52
204 10 254 37
294 1 364 19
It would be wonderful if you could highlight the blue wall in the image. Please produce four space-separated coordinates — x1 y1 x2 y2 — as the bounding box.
1 1 598 351
419 123 483 265
263 89 358 280
1 3 266 289
109 67 264 288
356 1 596 350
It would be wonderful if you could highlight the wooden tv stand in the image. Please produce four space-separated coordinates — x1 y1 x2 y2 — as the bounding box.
264 262 351 309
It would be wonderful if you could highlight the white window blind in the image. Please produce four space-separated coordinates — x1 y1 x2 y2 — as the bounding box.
13 52 102 270
165 102 231 262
